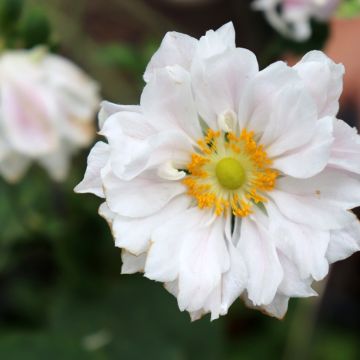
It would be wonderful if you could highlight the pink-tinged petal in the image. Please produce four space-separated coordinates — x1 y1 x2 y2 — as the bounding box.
144 31 197 82
121 251 147 274
329 119 360 174
98 101 141 129
191 47 258 128
272 116 333 178
294 51 344 118
239 216 283 305
102 166 186 218
269 189 354 230
276 168 360 209
266 201 329 280
141 65 202 141
327 215 360 264
113 195 190 255
2 80 59 156
74 142 109 197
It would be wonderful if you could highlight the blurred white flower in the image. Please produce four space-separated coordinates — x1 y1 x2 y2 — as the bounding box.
0 47 100 182
76 23 360 320
253 0 340 41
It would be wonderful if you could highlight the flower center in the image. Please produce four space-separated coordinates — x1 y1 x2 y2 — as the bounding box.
182 128 278 217
215 157 246 190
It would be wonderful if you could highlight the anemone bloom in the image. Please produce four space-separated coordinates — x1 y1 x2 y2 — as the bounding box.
0 47 100 182
76 23 360 320
252 0 340 41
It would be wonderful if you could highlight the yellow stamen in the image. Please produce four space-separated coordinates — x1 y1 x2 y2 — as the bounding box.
183 128 278 217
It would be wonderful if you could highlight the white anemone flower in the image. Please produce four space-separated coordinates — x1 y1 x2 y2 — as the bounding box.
0 47 100 182
252 0 340 41
76 23 360 320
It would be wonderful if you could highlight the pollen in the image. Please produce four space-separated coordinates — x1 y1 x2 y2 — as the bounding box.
182 128 278 217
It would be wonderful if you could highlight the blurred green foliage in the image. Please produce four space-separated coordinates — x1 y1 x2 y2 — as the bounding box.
337 0 360 18
0 0 55 49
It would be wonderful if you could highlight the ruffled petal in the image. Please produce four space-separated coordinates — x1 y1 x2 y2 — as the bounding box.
102 166 186 218
74 141 109 197
98 101 141 129
239 216 283 305
144 31 197 82
102 112 192 180
141 65 202 141
294 50 344 118
269 189 354 230
266 201 330 280
191 47 258 128
112 195 190 255
329 119 360 175
272 116 333 178
121 251 147 274
276 168 360 209
327 215 360 264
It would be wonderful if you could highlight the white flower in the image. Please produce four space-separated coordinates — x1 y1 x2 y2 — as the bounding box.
252 0 340 41
0 47 100 182
76 23 360 320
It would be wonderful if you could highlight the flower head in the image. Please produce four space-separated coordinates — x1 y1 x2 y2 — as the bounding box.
0 47 100 182
253 0 340 41
76 23 360 320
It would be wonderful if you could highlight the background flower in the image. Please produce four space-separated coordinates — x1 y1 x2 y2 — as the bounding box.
0 47 100 182
253 0 340 41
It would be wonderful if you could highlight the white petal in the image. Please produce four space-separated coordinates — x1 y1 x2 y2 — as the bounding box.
74 141 109 197
141 65 202 141
144 31 197 82
196 22 235 60
145 207 206 282
98 101 141 129
261 82 318 157
294 50 344 118
266 201 330 280
269 189 354 230
100 110 192 181
260 294 289 319
121 251 147 274
102 166 186 218
220 240 247 315
239 216 283 305
329 119 360 175
276 251 317 298
327 216 360 264
272 116 333 178
191 47 258 128
112 195 190 255
177 215 230 312
239 61 299 133
276 168 360 209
